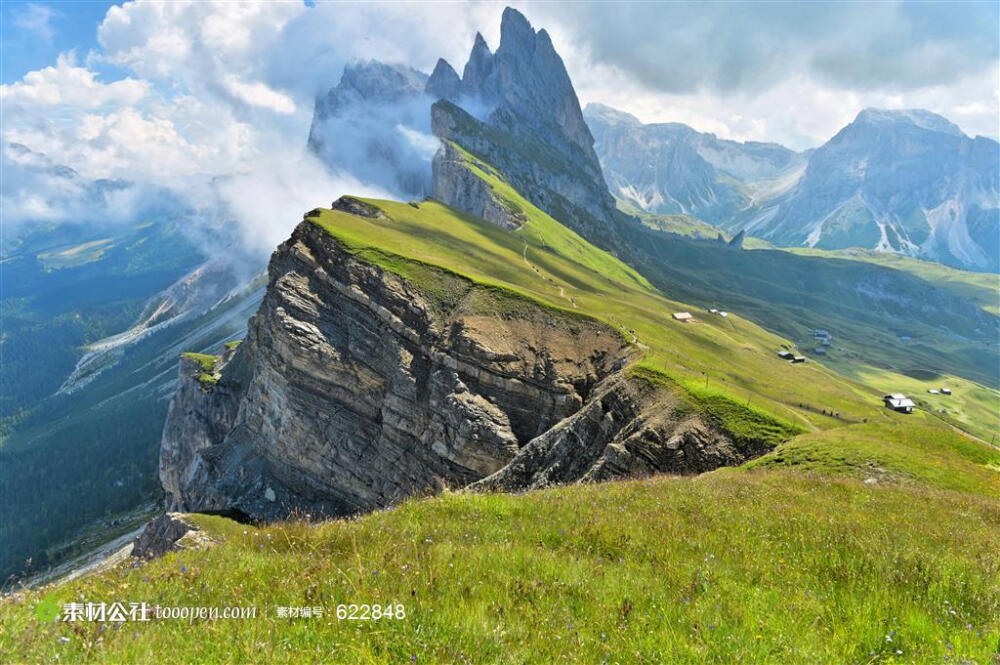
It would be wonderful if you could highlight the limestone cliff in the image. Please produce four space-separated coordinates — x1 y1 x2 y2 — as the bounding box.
431 142 526 230
161 200 632 519
160 199 777 522
471 374 772 492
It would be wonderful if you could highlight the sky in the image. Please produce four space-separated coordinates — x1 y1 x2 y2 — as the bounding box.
2 0 998 250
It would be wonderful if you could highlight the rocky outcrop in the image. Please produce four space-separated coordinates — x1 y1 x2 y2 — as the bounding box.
160 203 634 520
132 513 210 559
432 142 526 230
471 374 771 492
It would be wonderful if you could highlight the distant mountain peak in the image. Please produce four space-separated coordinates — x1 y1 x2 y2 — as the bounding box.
584 103 642 127
853 108 964 137
329 60 427 108
585 103 806 223
426 58 462 100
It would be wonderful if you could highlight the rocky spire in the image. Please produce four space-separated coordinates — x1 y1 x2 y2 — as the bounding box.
461 32 494 96
426 58 462 100
458 8 598 166
432 7 623 247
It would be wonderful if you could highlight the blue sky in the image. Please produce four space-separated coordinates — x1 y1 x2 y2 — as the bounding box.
2 1 119 83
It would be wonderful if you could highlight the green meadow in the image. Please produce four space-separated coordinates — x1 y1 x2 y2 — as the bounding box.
3 152 997 664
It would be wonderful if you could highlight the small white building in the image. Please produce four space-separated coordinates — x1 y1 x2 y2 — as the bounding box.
673 312 694 322
883 393 915 413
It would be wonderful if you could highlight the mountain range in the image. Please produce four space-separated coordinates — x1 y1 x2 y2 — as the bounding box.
585 103 999 271
158 6 998 524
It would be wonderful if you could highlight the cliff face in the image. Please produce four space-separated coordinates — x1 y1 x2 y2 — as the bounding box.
431 142 526 230
160 203 634 519
471 374 772 492
160 199 779 522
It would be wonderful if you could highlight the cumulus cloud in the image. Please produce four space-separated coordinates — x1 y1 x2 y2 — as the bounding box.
222 76 296 115
1 0 502 259
1 53 147 108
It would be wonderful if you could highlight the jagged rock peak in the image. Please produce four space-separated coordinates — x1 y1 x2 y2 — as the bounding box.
462 32 494 95
426 58 462 100
497 6 535 52
458 7 596 162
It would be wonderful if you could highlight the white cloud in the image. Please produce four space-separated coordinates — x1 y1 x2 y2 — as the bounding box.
211 150 394 254
222 76 296 115
0 53 147 109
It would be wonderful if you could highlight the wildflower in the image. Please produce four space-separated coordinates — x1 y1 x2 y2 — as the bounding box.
58 637 70 644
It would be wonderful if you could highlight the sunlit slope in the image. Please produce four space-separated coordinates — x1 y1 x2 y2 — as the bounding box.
4 157 999 665
309 178 977 439
782 246 999 316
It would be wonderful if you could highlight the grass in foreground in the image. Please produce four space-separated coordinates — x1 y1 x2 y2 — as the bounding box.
2 471 997 664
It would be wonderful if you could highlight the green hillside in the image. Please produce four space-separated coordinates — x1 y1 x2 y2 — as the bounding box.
781 246 1000 316
3 154 997 664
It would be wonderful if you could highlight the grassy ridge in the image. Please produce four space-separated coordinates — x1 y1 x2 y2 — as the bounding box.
2 472 997 663
4 157 996 663
744 423 1000 496
310 191 911 437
